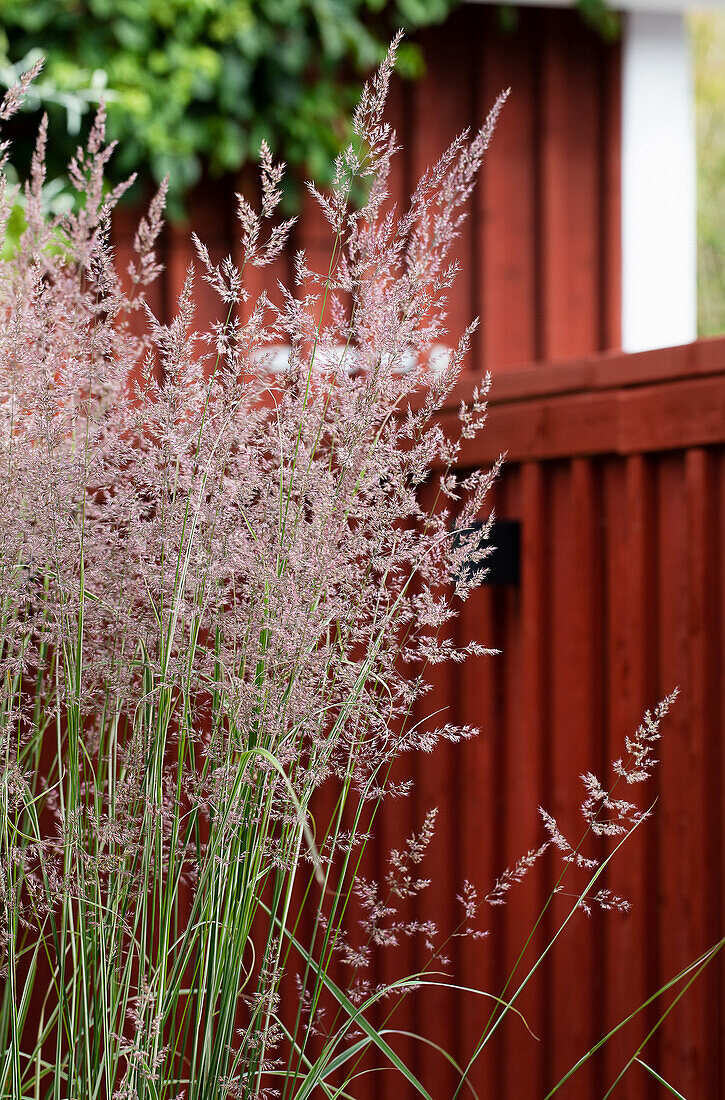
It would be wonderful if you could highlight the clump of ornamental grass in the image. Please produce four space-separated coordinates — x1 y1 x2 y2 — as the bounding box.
0 43 699 1100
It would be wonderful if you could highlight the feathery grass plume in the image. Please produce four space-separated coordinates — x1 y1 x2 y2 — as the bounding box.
0 42 682 1100
0 42 508 1099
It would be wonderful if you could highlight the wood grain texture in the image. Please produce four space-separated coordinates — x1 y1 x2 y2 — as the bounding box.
444 368 725 466
655 455 698 1097
456 559 504 1097
544 460 601 1096
476 9 539 369
602 455 658 1100
500 463 548 1099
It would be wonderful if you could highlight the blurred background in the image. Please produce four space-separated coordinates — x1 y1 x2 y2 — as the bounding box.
2 1 725 1097
3 0 725 349
692 8 725 336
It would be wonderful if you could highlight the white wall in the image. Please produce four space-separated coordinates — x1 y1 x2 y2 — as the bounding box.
621 11 697 351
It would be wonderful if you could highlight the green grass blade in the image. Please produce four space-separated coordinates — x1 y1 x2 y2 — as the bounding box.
634 1057 688 1098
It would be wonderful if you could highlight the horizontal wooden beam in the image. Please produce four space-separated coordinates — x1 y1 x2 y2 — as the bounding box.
453 336 725 406
443 339 725 464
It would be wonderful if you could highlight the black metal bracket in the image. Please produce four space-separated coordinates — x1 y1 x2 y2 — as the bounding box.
453 519 521 586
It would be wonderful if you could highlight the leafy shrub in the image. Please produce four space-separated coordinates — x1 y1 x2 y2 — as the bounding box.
0 0 622 222
0 0 455 215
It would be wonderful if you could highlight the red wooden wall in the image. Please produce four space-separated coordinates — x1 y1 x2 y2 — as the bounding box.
111 6 725 1097
418 338 725 1099
115 5 623 373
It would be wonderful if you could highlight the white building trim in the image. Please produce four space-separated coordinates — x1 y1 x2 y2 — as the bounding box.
621 11 697 351
466 0 701 351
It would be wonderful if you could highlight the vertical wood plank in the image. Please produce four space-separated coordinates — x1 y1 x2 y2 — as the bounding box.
372 755 419 1098
111 200 166 392
294 186 338 334
111 200 165 336
371 481 457 1097
500 461 548 1096
547 458 602 1095
601 41 622 351
683 449 720 1093
410 478 463 1098
477 12 538 370
655 453 702 1097
385 72 410 232
566 27 605 358
718 450 725 1100
451 455 508 1100
457 562 504 1098
370 69 416 1100
166 182 232 362
407 24 478 1084
233 165 285 325
602 455 659 1100
410 15 474 354
538 13 571 362
481 472 521 1097
539 13 604 361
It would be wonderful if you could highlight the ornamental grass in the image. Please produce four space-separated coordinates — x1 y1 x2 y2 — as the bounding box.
0 43 699 1100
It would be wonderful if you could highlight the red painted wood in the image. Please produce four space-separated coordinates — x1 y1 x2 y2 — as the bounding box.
500 462 548 1099
233 165 280 323
601 41 622 352
368 70 421 1100
602 455 658 1100
118 7 623 383
410 20 474 353
406 482 459 1097
446 336 725 410
538 12 601 361
490 517 524 1097
542 13 603 360
110 200 165 362
456 559 503 1097
294 186 340 338
655 455 700 1097
718 453 725 1100
538 14 569 362
397 43 486 1091
444 368 725 466
476 10 538 369
384 72 409 232
684 449 721 1097
544 460 601 1095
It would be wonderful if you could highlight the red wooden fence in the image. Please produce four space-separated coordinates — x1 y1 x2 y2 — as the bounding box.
109 7 725 1096
409 337 725 1099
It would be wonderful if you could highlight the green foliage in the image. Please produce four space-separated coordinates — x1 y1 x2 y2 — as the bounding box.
690 12 725 337
494 1 620 43
0 0 456 217
576 0 619 43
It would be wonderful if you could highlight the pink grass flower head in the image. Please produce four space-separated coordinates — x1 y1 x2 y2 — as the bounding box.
0 41 675 1100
